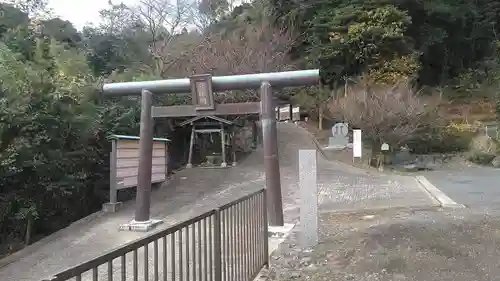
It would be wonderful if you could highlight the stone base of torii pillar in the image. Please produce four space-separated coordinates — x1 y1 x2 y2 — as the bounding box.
119 219 163 232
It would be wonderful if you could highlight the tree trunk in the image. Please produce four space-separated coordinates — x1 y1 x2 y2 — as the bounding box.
370 140 382 167
25 214 33 246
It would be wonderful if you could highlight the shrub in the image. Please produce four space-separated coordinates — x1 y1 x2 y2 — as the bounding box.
467 134 498 165
470 134 497 155
468 152 496 165
406 122 476 154
329 78 437 162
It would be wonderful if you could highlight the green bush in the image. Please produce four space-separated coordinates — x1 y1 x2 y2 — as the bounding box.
0 40 141 252
406 124 475 154
467 134 499 165
468 152 496 165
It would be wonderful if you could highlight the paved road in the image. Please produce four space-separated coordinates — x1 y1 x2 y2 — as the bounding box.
422 166 500 211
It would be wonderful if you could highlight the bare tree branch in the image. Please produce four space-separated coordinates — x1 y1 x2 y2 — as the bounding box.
130 0 197 77
189 0 249 30
162 16 298 102
329 78 439 149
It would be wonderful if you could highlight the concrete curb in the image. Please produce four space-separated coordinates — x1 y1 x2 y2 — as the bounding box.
415 175 465 208
319 204 440 215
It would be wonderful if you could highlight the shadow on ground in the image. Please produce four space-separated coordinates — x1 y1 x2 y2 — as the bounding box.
265 208 500 281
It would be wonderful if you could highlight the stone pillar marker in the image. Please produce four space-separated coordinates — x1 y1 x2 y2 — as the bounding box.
299 149 318 247
325 122 349 150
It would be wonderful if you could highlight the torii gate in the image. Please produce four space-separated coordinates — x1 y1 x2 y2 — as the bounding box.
102 70 320 230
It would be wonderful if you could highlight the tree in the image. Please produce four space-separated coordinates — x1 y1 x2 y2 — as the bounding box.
167 13 296 102
40 18 81 47
192 0 229 29
292 85 334 129
3 0 51 19
0 3 143 253
270 0 500 91
329 77 437 164
82 3 151 76
0 37 101 245
131 0 199 77
97 2 140 35
304 2 416 86
191 21 295 74
0 2 30 35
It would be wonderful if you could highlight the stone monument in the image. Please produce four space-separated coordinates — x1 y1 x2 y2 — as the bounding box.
299 149 318 247
325 122 348 150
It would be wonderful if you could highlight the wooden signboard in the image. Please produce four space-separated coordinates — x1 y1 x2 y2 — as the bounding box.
103 135 170 212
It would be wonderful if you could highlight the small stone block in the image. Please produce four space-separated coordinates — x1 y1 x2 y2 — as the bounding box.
119 219 163 232
220 162 227 167
232 162 237 166
102 202 123 213
186 163 193 168
267 223 295 238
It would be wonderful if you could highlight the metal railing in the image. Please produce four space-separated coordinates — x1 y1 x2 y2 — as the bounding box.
43 189 268 281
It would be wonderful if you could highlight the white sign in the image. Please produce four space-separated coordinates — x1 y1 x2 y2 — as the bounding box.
279 107 290 112
381 143 389 151
292 107 300 113
299 150 318 247
353 129 362 158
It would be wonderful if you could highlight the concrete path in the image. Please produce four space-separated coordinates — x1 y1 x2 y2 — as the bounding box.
276 123 437 222
0 123 437 281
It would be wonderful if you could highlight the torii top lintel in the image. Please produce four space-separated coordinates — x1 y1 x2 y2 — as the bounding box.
102 69 320 97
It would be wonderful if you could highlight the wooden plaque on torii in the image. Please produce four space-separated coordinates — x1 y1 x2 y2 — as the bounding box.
190 74 215 111
152 74 261 118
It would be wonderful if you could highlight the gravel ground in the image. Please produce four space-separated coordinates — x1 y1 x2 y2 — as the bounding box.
261 207 500 281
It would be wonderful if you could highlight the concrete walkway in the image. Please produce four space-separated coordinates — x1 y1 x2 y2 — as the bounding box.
276 123 437 222
0 123 437 281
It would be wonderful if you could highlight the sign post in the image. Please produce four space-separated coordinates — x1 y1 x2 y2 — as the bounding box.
353 129 362 162
379 142 389 171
